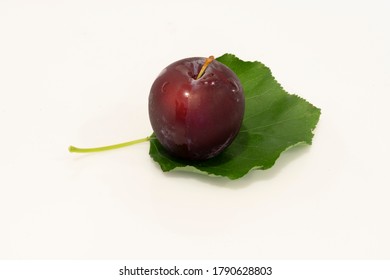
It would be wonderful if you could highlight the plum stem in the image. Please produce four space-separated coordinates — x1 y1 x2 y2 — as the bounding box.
196 56 214 80
68 136 151 153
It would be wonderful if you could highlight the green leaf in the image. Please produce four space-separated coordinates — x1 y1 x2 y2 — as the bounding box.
149 54 321 179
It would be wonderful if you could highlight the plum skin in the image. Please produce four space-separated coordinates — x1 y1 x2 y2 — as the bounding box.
148 57 245 161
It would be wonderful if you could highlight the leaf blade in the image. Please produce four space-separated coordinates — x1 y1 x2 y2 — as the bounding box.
149 54 321 179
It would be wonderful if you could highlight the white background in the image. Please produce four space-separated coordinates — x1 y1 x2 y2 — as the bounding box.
1 0 389 259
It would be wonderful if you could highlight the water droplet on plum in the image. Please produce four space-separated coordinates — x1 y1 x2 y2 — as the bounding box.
161 82 169 93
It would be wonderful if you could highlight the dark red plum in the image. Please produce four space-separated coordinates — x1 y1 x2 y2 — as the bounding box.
148 56 245 160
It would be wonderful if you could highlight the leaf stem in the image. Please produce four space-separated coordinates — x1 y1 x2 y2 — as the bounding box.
196 56 214 80
68 136 151 153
